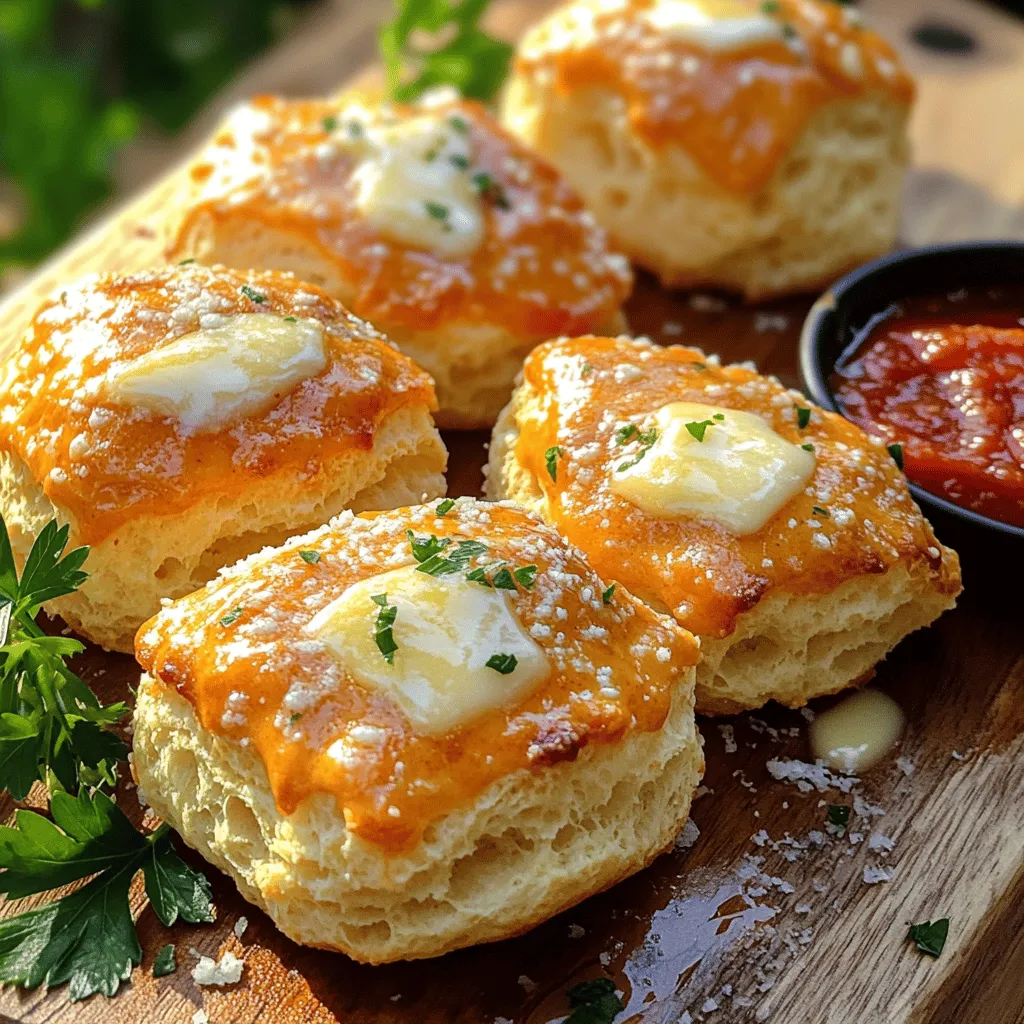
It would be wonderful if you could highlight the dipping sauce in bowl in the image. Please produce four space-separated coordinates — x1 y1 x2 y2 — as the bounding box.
832 287 1024 529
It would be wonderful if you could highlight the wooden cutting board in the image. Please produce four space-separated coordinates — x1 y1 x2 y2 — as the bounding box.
2 1 1024 1022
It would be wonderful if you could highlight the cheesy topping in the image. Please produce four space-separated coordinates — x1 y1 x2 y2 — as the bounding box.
610 401 815 534
171 94 632 337
0 266 435 545
512 0 915 195
642 0 783 50
135 500 700 849
103 312 327 432
511 336 956 639
307 565 549 734
342 115 485 258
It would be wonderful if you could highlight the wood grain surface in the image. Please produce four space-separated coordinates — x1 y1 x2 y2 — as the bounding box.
2 1 1024 1022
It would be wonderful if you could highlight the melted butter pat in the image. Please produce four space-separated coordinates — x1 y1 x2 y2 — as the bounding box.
642 0 784 50
610 401 815 534
344 114 485 258
810 689 906 774
104 313 326 432
306 565 549 734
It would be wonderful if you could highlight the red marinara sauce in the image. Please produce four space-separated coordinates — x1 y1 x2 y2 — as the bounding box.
833 288 1024 527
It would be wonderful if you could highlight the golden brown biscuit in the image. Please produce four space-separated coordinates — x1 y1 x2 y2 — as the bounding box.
0 264 446 651
487 335 961 713
168 90 632 427
502 0 914 299
132 498 703 963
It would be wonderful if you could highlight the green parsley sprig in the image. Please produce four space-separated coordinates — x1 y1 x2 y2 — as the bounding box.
380 0 513 103
0 518 128 797
0 791 212 1000
0 516 215 1001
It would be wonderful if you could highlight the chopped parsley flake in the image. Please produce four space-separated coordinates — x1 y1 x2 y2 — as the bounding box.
802 443 815 452
283 315 297 322
177 257 195 265
908 918 949 958
513 564 537 589
449 154 470 170
581 362 595 376
449 115 469 134
240 284 266 303
321 115 338 132
602 583 615 604
795 405 811 429
888 442 904 470
299 550 320 564
614 423 638 445
347 120 364 138
424 201 451 230
812 506 829 517
436 498 456 515
827 804 850 832
762 0 779 11
416 539 488 577
152 943 176 977
407 529 451 564
616 427 659 470
486 653 518 674
371 593 398 664
545 446 563 482
472 171 510 209
685 415 723 442
564 978 623 1024
220 607 243 627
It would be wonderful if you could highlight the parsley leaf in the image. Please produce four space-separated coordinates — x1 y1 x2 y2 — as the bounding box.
0 790 212 1001
826 804 850 835
888 442 904 471
545 446 563 482
415 539 488 577
795 405 811 429
0 517 127 796
152 943 176 978
565 978 624 1024
802 443 815 452
486 653 517 674
220 607 243 627
407 530 451 564
616 427 659 471
436 498 456 515
379 0 513 103
812 506 830 517
614 424 638 445
908 918 949 958
371 594 399 664
685 419 715 442
602 583 615 604
513 564 537 590
240 284 266 304
299 550 320 565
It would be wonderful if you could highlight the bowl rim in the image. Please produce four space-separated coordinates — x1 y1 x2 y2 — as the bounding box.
798 240 1024 541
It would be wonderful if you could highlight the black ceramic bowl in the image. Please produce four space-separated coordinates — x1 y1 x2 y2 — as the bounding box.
799 241 1024 542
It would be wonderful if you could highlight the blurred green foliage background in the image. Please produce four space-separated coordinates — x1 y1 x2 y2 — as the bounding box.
0 0 308 272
